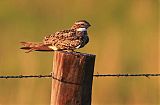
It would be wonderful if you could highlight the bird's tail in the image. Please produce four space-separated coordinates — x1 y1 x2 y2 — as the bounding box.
20 42 52 53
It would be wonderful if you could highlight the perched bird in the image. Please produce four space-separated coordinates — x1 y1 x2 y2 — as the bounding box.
20 20 91 53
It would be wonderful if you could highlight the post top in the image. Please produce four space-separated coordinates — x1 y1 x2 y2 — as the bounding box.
55 51 96 57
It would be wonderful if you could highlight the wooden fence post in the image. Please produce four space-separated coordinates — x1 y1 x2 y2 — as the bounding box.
50 51 96 105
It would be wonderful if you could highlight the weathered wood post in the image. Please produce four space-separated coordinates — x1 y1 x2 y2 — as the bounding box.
50 51 96 105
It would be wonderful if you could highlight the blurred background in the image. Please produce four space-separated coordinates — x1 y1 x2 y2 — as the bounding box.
0 0 159 105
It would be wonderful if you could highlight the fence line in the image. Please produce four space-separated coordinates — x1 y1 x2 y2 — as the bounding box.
93 73 160 77
0 73 160 79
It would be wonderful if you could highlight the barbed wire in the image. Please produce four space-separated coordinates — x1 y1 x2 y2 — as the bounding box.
93 73 160 77
0 73 160 79
0 74 52 79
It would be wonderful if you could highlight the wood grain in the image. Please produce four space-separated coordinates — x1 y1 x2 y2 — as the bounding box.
51 51 96 105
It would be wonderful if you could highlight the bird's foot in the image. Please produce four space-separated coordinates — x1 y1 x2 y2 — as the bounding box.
64 50 75 52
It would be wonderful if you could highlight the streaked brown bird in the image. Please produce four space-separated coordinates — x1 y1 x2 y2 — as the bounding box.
20 20 91 53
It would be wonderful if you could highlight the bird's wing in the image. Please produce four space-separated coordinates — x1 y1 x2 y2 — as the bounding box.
43 29 81 50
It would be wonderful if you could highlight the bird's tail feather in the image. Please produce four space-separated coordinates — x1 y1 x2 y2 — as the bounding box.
20 42 53 53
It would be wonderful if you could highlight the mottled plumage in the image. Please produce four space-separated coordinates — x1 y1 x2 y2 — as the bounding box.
20 20 91 52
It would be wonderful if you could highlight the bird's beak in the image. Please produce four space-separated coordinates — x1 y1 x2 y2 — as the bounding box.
88 24 91 28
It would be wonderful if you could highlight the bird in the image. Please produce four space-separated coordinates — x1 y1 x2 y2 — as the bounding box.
20 20 91 53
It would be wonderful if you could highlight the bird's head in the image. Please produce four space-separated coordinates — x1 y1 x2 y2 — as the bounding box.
71 20 91 31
